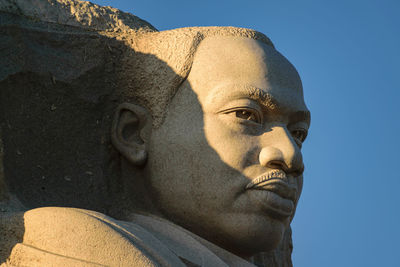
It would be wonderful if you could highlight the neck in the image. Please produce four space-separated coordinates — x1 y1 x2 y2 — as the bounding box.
130 213 256 266
115 159 162 219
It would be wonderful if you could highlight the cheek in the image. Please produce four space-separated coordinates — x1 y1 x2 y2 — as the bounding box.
203 114 258 170
148 114 221 198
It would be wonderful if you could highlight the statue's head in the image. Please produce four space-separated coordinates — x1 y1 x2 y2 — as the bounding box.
111 27 310 257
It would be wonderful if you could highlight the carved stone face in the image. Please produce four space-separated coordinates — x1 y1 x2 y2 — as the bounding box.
146 36 310 256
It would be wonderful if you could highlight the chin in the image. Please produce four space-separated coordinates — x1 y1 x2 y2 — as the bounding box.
211 214 289 257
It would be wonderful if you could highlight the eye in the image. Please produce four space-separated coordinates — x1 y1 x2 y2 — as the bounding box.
291 129 307 144
217 100 263 126
234 109 260 123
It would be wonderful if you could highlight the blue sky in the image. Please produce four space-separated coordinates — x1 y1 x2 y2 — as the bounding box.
91 1 400 266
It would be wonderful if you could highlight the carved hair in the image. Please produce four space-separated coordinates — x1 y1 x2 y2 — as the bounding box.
116 26 274 127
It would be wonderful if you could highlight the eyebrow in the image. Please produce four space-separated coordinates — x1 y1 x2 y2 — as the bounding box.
247 87 311 124
245 85 277 110
207 84 277 110
207 84 311 124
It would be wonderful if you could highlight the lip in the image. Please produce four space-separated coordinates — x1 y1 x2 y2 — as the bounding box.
246 170 298 218
246 170 297 202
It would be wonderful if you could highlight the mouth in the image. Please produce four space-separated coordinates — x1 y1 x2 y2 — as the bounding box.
246 170 297 201
246 170 298 218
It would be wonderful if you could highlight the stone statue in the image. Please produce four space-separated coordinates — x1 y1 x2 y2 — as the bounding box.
0 0 310 266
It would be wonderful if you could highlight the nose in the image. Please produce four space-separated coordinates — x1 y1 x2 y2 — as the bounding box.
259 126 304 177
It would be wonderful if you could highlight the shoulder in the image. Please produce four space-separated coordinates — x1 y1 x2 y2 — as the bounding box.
3 207 185 266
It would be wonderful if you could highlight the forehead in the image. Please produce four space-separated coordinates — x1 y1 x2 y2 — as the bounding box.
186 36 306 112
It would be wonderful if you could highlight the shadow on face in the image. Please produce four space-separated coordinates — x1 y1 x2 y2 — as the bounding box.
0 21 307 264
115 36 309 257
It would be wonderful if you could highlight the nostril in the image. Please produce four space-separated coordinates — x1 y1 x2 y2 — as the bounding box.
259 146 284 167
259 146 303 176
266 160 288 172
266 160 304 177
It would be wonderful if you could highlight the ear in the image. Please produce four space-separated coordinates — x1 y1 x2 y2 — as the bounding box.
111 103 152 166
